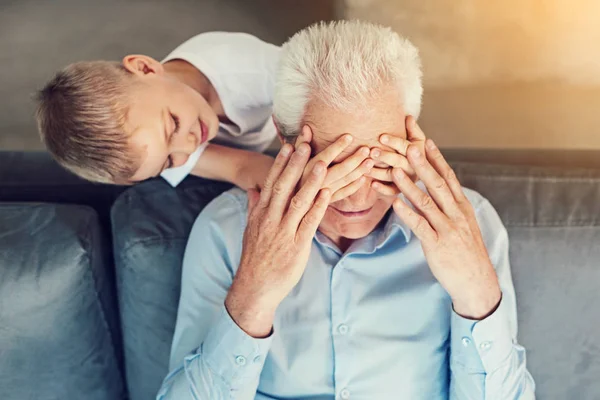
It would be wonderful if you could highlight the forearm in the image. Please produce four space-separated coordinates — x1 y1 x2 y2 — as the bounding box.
190 143 253 186
225 276 279 338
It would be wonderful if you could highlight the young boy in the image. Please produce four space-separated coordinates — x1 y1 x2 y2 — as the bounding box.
36 32 280 189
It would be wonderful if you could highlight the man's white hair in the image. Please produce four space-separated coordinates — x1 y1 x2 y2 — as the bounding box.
273 20 423 139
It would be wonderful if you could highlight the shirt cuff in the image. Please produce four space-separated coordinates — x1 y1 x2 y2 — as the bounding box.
194 305 272 387
160 143 208 187
450 295 513 373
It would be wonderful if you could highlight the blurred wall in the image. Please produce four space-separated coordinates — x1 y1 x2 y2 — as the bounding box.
344 0 600 149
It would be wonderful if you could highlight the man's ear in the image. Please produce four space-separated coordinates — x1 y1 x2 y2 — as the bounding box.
272 116 313 148
122 55 164 77
273 116 286 146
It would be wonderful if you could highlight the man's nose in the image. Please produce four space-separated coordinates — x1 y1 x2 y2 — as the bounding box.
346 176 375 204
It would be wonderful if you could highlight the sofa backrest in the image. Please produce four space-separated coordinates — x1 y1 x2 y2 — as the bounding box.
110 161 600 400
453 162 600 400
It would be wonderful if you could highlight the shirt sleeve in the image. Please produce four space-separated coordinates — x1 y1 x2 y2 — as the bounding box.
156 191 272 399
449 198 536 400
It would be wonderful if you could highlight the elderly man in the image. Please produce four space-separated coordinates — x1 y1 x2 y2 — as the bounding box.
157 21 535 399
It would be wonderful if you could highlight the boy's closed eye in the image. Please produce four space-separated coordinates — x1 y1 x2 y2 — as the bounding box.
160 112 180 173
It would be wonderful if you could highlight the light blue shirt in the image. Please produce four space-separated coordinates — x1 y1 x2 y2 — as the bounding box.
157 186 535 399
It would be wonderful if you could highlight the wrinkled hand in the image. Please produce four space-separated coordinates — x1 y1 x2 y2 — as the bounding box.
298 126 374 202
368 116 426 194
225 140 331 337
375 136 501 320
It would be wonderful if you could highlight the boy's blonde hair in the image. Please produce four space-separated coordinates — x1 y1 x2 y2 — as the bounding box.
36 61 139 184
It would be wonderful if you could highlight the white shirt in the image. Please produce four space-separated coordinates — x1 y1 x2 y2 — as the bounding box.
160 32 280 187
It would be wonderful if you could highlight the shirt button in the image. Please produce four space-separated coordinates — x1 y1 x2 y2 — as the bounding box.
338 324 349 335
461 337 471 347
235 355 247 366
340 388 351 399
480 341 492 350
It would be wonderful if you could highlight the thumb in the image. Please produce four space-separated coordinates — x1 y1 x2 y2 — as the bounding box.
247 187 261 215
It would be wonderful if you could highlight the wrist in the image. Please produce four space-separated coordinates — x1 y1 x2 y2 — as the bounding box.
225 279 279 338
452 285 502 320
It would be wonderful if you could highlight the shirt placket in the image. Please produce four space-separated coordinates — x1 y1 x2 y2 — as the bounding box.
330 256 353 400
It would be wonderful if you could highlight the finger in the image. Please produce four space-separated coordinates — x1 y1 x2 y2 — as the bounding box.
392 167 450 232
371 181 399 197
297 188 331 242
324 146 370 186
327 158 374 193
330 176 366 203
247 188 261 217
284 161 327 228
367 167 394 182
267 143 311 219
406 116 426 141
370 148 412 171
369 166 419 183
392 197 438 243
425 139 467 204
407 145 461 217
378 134 411 156
315 134 354 165
259 144 293 207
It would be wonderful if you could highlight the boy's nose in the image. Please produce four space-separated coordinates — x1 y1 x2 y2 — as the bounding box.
171 130 199 154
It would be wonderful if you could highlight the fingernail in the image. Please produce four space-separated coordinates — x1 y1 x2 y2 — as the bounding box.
365 160 374 169
313 162 324 175
281 144 291 156
360 147 369 156
394 168 405 179
380 135 389 144
343 134 353 143
410 147 422 159
427 139 436 150
371 149 381 158
410 117 417 130
298 144 309 155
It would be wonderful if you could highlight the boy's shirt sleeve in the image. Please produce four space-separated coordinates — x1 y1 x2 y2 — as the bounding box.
160 142 208 187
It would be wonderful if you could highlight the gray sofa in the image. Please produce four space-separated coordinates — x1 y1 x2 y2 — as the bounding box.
0 150 599 400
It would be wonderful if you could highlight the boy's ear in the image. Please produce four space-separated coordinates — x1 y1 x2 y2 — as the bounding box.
122 55 164 76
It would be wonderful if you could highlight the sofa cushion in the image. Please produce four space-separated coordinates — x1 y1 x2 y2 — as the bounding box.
452 162 600 400
0 203 125 400
111 177 232 400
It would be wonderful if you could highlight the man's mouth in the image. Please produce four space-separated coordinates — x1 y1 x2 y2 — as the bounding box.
331 206 373 218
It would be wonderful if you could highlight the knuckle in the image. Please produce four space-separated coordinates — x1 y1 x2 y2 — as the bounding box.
262 177 274 189
290 196 305 211
272 182 286 195
303 213 317 227
433 178 448 192
445 168 458 183
419 194 435 210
